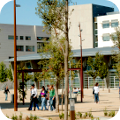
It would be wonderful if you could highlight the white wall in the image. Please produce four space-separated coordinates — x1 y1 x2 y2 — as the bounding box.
97 14 120 48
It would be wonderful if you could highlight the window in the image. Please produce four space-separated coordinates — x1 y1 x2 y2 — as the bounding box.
17 46 24 51
25 36 31 40
95 42 98 47
37 37 49 41
9 56 14 59
102 21 110 28
94 23 97 29
37 42 45 52
103 34 110 41
112 33 117 40
8 35 18 40
94 30 98 35
26 46 35 52
111 19 119 28
20 36 24 40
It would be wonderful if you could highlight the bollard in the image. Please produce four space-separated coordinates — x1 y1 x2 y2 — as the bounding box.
70 99 75 120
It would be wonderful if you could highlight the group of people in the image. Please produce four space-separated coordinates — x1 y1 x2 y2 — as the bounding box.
28 84 55 111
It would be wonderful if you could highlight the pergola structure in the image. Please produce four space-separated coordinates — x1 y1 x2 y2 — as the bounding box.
17 68 83 105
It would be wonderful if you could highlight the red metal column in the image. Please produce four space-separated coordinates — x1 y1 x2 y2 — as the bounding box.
14 0 17 111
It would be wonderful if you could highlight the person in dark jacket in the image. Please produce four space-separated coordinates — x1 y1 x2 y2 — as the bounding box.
4 86 10 101
40 86 47 110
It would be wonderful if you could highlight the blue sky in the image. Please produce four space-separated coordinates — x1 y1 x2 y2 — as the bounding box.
0 0 119 26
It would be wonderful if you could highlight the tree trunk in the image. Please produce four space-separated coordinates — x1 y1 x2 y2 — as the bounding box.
35 81 37 89
55 79 59 112
64 0 69 119
61 80 64 112
102 79 104 91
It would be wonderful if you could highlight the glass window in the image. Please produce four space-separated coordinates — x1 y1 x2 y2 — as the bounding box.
95 42 98 47
95 35 98 42
17 46 24 51
103 34 110 41
20 36 24 40
37 37 49 41
94 23 97 29
26 46 35 52
25 36 31 40
8 35 18 40
95 30 98 34
102 21 110 28
111 19 119 28
37 42 45 52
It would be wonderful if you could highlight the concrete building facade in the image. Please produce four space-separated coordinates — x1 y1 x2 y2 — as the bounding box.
69 4 113 49
0 24 50 67
96 12 120 48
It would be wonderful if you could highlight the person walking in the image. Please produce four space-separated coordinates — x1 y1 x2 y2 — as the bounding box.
40 86 47 110
93 82 99 103
46 85 50 110
4 86 10 101
49 85 55 111
28 84 39 111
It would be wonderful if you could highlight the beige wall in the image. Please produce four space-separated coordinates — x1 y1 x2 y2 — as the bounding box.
69 4 93 50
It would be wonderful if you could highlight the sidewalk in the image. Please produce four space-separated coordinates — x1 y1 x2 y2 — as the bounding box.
0 88 119 120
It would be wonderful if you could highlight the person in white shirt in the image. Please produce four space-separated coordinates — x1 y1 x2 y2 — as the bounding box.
28 84 39 111
93 82 99 103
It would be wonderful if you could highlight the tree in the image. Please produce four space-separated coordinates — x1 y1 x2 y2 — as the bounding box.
87 53 100 86
111 27 120 93
0 62 7 82
7 64 13 81
98 57 108 91
36 0 71 119
37 37 72 113
17 66 33 102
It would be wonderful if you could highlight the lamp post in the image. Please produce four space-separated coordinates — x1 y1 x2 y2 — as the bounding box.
78 23 83 102
14 0 20 111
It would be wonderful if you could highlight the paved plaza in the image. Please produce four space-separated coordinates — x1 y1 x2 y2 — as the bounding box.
0 88 119 120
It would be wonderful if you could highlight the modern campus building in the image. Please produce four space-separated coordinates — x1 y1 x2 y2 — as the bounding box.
0 24 50 67
1 4 120 89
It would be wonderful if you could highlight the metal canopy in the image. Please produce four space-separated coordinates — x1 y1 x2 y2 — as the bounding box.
5 47 118 62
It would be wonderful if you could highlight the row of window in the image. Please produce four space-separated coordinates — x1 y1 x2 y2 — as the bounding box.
17 46 35 52
102 19 119 28
8 35 49 41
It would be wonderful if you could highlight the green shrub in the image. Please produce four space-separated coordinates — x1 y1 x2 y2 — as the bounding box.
59 113 64 119
77 112 82 118
33 115 38 120
11 114 18 120
19 113 23 120
6 115 9 118
48 118 52 120
96 117 100 120
103 108 108 116
29 114 34 120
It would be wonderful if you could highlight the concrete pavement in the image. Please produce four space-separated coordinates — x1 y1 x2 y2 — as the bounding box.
0 88 119 120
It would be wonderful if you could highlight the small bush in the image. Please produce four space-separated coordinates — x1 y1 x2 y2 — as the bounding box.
59 113 64 119
96 117 100 120
30 114 34 120
6 115 9 118
103 108 108 116
19 113 23 120
77 112 82 118
33 115 38 120
11 114 18 120
48 118 52 120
